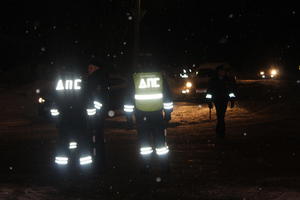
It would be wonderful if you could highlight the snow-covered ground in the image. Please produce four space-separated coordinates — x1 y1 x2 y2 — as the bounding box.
1 80 300 199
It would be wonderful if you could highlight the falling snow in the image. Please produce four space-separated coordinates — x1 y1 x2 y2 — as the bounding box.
156 177 162 183
40 47 46 52
128 16 133 21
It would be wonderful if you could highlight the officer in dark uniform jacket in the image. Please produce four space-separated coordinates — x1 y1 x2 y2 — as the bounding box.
206 65 237 138
85 60 110 170
50 68 94 167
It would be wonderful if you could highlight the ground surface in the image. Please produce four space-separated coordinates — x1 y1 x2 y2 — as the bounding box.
1 80 300 200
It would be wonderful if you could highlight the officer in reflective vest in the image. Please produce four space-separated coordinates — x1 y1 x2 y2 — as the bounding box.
124 70 173 172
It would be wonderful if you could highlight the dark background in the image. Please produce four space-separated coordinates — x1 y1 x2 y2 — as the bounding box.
1 0 300 75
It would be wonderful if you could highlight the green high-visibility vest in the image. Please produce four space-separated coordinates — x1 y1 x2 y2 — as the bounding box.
133 72 163 112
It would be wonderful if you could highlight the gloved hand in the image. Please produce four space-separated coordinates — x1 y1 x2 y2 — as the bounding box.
230 101 235 108
126 115 134 129
165 112 171 122
208 102 213 109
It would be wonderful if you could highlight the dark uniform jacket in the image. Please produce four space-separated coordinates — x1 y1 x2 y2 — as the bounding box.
207 75 236 102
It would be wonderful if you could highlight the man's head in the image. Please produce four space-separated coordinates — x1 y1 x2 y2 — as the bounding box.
88 64 100 75
216 65 226 77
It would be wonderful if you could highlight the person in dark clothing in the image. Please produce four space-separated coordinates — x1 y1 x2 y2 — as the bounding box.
206 65 237 138
85 61 110 171
124 64 173 172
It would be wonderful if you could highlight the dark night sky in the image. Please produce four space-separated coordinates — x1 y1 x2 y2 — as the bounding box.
1 0 300 72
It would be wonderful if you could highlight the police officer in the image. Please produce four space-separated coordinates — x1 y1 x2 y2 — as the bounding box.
85 60 110 170
124 63 173 172
205 65 237 139
50 65 94 168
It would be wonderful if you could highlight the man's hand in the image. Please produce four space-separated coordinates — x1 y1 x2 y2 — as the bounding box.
126 115 133 129
165 112 171 122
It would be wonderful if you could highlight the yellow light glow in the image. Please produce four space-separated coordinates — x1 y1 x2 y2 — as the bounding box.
260 71 265 75
186 82 192 88
270 69 278 76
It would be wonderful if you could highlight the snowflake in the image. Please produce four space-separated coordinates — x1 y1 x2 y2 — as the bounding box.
123 41 127 45
25 30 29 34
167 28 171 32
120 51 124 55
219 37 228 44
53 26 57 30
74 40 79 44
292 10 296 15
50 61 54 65
156 177 162 183
128 16 133 20
41 47 46 52
228 13 234 19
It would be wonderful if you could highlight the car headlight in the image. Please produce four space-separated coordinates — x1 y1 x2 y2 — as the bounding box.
270 69 278 76
38 97 45 104
108 110 115 118
186 82 192 88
